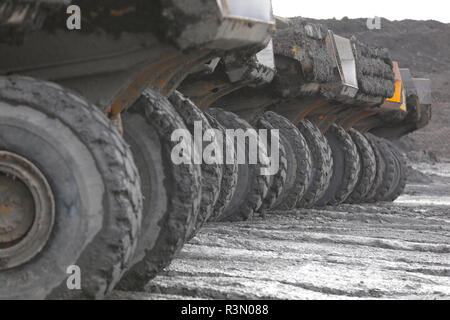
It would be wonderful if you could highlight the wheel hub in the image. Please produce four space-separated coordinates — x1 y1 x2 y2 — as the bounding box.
0 151 55 270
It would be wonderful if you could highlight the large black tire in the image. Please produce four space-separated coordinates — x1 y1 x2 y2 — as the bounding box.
296 120 333 208
316 124 360 206
0 76 142 299
363 133 386 203
118 87 201 291
206 108 269 222
346 129 377 203
261 112 312 210
255 114 288 211
373 137 400 202
384 140 407 202
169 92 222 239
203 113 239 221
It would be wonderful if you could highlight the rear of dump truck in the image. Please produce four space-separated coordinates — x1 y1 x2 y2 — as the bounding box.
0 0 275 299
0 1 432 299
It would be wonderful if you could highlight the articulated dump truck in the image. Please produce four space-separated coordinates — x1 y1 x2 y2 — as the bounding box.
0 1 431 299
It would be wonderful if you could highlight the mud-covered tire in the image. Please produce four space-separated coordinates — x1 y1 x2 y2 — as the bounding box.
0 76 142 299
121 112 167 275
207 108 269 222
363 133 386 203
316 124 360 206
384 141 407 202
255 114 288 211
261 112 312 210
169 92 222 239
296 120 333 208
203 113 239 221
346 129 377 203
373 138 400 202
118 87 201 291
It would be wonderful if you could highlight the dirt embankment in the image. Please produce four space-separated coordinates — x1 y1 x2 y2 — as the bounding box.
111 163 450 300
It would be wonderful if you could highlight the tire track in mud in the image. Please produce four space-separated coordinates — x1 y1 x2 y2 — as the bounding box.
112 163 450 300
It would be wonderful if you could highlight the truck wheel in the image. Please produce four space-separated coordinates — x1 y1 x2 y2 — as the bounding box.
204 113 239 221
255 114 288 211
316 124 360 206
346 129 377 203
373 138 400 202
384 141 407 202
363 133 386 203
0 76 142 299
169 92 222 240
261 112 312 210
207 108 269 222
118 87 201 291
296 120 333 208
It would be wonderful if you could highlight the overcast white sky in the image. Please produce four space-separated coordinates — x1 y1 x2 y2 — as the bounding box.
272 0 450 23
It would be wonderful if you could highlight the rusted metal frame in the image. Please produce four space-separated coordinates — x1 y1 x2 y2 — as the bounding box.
307 105 335 126
191 80 252 111
291 99 331 125
159 51 217 96
353 115 384 133
309 104 348 133
224 89 279 121
339 108 379 131
107 49 215 119
107 52 178 116
316 115 336 133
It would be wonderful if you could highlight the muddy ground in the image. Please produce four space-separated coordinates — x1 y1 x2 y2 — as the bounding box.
110 162 450 300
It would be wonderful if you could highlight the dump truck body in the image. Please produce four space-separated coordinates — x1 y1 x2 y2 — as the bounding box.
0 0 275 112
185 17 431 142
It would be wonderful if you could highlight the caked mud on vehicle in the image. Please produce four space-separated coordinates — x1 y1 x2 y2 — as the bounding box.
0 0 275 299
182 17 432 209
0 1 432 300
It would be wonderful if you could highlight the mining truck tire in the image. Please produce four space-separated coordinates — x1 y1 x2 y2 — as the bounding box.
0 76 142 300
316 124 360 206
203 112 239 221
207 108 269 222
261 112 312 211
169 92 222 240
373 138 401 202
118 87 201 291
384 141 407 202
255 114 288 211
346 129 377 203
363 133 386 203
296 120 333 208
